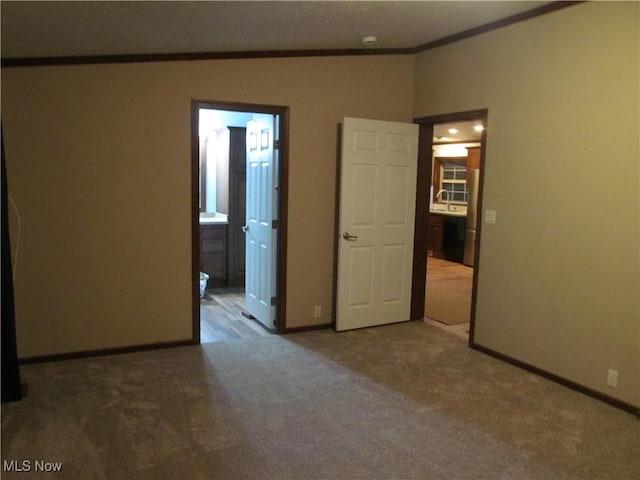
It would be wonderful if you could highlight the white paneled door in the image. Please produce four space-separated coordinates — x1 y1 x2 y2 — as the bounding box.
336 117 419 331
244 116 277 329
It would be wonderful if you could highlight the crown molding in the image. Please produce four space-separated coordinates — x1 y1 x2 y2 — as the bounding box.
1 2 583 68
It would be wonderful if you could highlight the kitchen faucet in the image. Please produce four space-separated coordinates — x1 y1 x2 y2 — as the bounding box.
436 189 451 210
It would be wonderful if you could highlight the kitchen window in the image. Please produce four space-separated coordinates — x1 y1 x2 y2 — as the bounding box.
433 157 468 204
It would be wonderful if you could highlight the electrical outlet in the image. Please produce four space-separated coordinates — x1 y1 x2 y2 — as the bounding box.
607 369 618 388
485 209 497 224
313 305 322 318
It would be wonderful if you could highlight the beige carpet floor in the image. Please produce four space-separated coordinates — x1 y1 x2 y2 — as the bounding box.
2 321 639 479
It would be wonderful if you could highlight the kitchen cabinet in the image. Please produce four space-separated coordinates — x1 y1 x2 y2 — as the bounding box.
427 214 444 258
200 224 228 287
467 146 481 170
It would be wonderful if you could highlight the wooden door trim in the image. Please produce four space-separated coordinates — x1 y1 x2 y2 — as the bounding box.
411 109 488 345
410 123 434 322
191 100 289 341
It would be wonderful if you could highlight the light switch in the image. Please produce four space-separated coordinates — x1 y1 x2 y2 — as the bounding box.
485 210 497 224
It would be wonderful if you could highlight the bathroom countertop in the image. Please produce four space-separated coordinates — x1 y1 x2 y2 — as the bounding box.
199 214 228 225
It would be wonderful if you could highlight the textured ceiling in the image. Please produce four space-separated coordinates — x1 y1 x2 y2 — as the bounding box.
1 1 552 59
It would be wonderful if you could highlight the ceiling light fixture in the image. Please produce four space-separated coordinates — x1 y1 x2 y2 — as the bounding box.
474 125 484 132
448 128 458 134
361 35 377 46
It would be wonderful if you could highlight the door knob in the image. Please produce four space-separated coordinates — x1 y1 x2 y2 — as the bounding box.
242 225 249 233
342 232 358 241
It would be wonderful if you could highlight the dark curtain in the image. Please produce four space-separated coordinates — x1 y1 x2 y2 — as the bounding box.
1 127 23 402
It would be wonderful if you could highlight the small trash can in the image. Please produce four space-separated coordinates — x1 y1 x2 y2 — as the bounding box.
199 272 209 298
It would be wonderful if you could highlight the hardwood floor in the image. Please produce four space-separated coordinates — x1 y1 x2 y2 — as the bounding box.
200 287 271 343
426 256 473 295
425 256 473 337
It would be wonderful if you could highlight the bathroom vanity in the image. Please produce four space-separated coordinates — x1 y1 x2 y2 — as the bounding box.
200 221 228 288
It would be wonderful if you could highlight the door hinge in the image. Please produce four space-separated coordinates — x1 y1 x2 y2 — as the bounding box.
274 139 280 150
271 296 277 306
272 219 278 229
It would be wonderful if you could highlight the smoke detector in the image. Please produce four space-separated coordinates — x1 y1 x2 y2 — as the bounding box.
361 35 378 46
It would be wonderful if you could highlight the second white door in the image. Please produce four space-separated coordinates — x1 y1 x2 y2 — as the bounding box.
244 116 277 329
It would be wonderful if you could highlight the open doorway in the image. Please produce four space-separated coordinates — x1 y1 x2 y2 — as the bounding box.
190 100 289 343
412 110 487 344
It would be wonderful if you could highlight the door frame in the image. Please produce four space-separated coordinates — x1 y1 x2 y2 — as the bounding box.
410 109 488 344
191 99 289 342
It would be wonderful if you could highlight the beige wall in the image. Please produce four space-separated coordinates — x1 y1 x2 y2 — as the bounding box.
413 2 639 406
2 55 414 357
